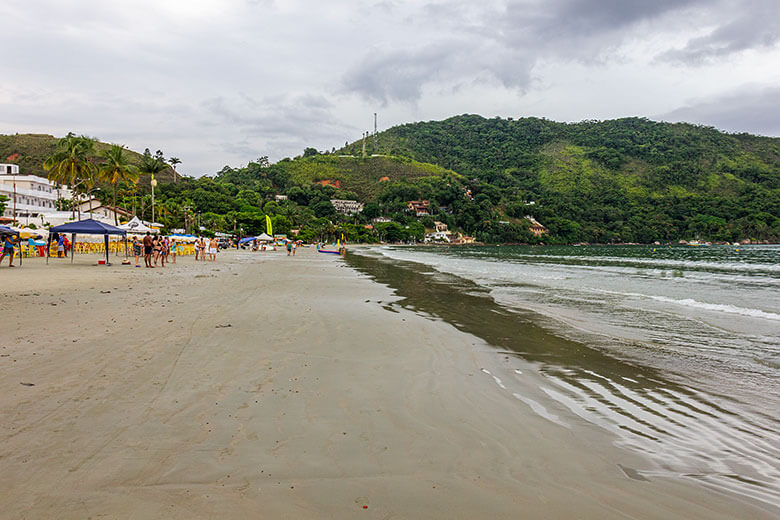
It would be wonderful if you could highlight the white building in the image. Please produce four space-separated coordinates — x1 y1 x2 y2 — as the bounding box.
75 198 133 223
424 231 450 243
0 163 72 223
330 199 364 215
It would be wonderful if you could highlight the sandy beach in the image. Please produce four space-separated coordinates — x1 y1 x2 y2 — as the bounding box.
0 248 773 519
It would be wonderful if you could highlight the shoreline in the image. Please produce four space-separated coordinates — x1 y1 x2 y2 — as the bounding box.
0 249 774 518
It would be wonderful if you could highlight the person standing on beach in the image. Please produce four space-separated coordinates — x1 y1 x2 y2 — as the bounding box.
156 237 166 267
169 238 176 264
132 237 142 267
143 231 154 268
162 236 170 264
1 234 16 267
291 240 297 256
208 237 218 261
152 236 159 266
286 240 292 256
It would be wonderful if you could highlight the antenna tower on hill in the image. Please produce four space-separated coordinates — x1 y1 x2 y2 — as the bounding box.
373 113 378 151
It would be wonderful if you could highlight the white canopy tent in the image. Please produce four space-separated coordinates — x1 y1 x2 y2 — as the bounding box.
119 216 158 234
256 233 273 241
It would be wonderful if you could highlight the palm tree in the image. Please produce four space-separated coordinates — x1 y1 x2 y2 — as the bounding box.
43 133 97 220
168 157 181 183
137 152 168 223
99 144 139 224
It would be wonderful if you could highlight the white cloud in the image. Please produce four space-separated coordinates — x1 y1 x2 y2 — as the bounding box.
0 0 778 176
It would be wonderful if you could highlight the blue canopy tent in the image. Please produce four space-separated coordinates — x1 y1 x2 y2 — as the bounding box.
47 219 127 266
238 236 257 244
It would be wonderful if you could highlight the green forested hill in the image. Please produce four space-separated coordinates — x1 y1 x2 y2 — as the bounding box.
3 117 779 243
340 116 780 242
0 133 175 183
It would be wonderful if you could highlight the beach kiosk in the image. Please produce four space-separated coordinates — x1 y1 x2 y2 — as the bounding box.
47 219 127 266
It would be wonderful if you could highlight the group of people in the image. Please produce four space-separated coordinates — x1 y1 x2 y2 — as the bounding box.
55 233 71 258
130 233 220 268
194 236 220 262
132 233 177 268
1 232 73 266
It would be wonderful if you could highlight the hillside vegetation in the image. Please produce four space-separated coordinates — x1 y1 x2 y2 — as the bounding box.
339 116 780 242
0 133 175 184
2 115 779 243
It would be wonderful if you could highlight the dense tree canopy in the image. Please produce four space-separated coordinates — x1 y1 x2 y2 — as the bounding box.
8 115 780 243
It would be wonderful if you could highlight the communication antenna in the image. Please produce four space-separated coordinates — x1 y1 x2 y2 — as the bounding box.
373 113 378 152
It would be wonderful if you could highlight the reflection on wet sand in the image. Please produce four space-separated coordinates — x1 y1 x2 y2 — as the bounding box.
347 252 780 509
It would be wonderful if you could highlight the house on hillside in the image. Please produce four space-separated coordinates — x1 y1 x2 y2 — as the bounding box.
330 199 364 215
317 179 341 189
76 199 133 223
407 200 430 217
378 176 390 182
433 221 448 232
274 194 288 201
373 217 392 224
425 231 450 243
526 215 548 237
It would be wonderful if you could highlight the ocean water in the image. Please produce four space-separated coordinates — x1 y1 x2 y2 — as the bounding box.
347 244 780 509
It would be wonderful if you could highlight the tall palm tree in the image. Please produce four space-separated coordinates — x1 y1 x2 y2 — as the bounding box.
137 152 168 223
43 133 97 220
168 157 181 183
99 144 139 224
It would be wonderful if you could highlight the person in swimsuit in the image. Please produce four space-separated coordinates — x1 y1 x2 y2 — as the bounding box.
208 237 218 261
132 237 142 267
143 232 154 268
169 239 177 264
155 237 165 267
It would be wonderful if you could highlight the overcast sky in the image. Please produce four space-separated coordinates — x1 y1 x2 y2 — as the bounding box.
1 0 778 176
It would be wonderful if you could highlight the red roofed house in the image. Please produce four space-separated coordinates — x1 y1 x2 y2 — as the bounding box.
407 200 430 217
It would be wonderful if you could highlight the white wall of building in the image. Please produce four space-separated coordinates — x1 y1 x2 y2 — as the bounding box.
0 163 72 221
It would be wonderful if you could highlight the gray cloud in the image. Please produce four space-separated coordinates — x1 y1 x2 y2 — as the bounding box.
659 0 780 64
342 0 705 103
1 0 779 174
342 0 780 103
341 43 469 104
658 86 780 137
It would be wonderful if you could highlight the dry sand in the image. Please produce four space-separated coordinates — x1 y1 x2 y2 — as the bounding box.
0 249 773 519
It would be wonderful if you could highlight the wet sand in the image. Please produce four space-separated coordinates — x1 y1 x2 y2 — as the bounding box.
0 249 773 518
